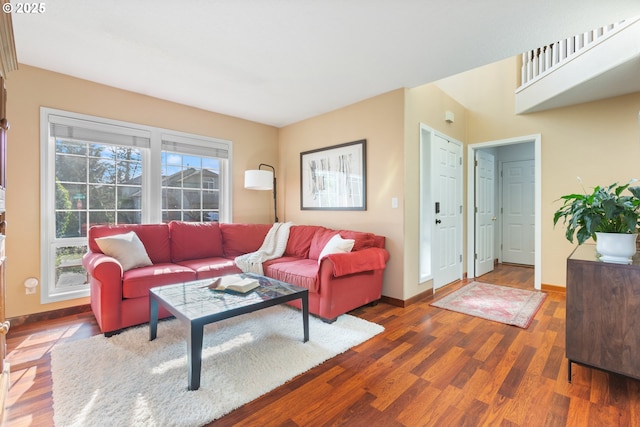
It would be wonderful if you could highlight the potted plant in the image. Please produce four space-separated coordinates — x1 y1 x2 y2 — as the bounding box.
553 179 640 263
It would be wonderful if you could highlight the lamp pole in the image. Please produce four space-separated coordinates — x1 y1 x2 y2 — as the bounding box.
259 163 278 223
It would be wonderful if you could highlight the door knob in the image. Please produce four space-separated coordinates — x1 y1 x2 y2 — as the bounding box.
492 217 497 221
0 321 9 335
435 219 442 225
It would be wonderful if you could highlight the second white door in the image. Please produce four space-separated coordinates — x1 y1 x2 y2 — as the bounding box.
475 150 495 276
502 160 535 265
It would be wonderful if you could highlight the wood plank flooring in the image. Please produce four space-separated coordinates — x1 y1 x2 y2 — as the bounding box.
5 264 640 426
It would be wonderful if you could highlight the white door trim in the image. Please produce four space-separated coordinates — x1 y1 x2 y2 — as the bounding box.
466 134 542 290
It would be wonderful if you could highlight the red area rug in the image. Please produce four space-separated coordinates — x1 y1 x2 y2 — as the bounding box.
431 281 546 328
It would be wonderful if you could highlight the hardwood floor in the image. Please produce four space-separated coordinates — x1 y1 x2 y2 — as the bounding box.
5 264 640 426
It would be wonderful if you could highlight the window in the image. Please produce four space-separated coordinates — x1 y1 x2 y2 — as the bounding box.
41 108 232 303
161 134 228 223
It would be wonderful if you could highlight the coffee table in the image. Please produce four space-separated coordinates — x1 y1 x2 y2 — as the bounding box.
149 273 309 391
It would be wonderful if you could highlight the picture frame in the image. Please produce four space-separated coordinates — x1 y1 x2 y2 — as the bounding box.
300 139 366 210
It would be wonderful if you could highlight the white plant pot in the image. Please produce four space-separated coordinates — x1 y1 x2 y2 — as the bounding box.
595 232 638 264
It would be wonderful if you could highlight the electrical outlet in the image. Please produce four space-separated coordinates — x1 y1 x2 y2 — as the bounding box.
24 277 38 295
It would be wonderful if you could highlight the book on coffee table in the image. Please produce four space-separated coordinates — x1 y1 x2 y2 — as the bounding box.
206 275 260 294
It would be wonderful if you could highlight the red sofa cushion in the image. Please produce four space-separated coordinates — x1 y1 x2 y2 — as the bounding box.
169 221 224 262
176 257 242 279
122 263 196 299
308 228 338 260
263 257 320 293
88 224 171 264
220 223 271 257
285 225 320 258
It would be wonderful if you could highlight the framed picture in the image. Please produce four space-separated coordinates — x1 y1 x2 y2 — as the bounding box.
300 139 366 210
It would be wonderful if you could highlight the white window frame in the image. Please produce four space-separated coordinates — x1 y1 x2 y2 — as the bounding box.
40 108 233 303
157 131 232 224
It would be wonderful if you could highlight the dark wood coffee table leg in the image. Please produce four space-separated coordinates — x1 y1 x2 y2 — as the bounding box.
187 322 204 391
302 291 309 342
149 296 158 341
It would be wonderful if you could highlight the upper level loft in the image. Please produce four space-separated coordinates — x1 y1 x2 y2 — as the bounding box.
515 17 640 114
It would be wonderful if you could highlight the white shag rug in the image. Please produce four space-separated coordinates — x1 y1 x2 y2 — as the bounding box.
51 305 384 427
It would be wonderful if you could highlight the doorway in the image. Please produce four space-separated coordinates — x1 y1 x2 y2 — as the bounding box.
466 135 542 290
419 125 463 291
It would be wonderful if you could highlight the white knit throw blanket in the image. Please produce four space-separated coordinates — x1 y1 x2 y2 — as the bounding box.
235 222 293 275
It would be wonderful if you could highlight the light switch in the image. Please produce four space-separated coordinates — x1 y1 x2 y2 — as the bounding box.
391 197 398 209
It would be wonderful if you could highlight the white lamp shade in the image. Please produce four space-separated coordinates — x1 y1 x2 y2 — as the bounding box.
244 169 273 190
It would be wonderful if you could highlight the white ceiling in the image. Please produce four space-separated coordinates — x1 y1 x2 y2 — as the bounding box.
11 0 640 127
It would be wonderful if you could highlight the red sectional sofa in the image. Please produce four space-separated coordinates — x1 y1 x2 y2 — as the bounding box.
83 221 389 335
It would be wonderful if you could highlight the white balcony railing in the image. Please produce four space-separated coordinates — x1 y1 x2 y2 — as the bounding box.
519 18 636 89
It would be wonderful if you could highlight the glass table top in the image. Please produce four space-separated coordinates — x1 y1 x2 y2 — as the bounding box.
149 273 307 321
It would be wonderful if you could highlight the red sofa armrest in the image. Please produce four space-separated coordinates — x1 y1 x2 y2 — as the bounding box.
83 252 123 282
325 247 389 277
83 251 127 334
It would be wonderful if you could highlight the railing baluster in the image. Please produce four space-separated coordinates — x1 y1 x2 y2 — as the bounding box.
544 45 551 72
569 36 576 56
553 41 560 66
517 18 631 90
560 38 567 62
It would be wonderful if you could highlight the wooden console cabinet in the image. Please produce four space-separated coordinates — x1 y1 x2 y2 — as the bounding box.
566 244 640 381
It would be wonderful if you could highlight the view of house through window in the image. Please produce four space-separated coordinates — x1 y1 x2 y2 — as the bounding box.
42 108 231 303
161 152 220 222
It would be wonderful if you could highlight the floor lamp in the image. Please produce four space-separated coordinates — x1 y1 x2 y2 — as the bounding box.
244 163 278 223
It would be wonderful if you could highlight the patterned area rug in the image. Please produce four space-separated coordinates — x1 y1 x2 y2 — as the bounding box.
431 281 546 328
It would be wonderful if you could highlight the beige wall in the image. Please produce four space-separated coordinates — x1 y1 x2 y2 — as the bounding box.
278 90 405 299
437 57 640 287
278 85 468 301
6 65 278 317
9 56 639 318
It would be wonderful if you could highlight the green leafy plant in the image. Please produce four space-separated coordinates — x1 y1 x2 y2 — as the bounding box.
553 180 640 245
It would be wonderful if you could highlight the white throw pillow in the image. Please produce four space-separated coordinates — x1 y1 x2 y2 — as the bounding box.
318 234 355 264
95 231 153 271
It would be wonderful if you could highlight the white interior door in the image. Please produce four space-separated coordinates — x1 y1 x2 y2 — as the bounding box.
475 150 495 276
502 160 535 265
433 134 462 290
